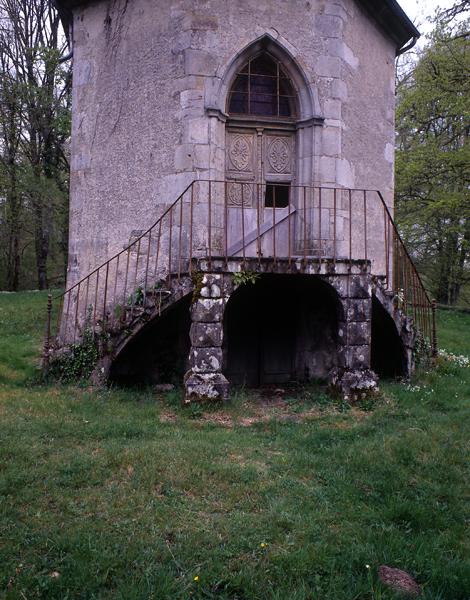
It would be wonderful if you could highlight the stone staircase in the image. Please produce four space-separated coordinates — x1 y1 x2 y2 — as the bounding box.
42 180 435 397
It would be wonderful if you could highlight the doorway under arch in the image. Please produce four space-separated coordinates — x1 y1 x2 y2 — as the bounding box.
223 274 343 386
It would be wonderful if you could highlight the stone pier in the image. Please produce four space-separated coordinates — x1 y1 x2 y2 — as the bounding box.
184 273 230 403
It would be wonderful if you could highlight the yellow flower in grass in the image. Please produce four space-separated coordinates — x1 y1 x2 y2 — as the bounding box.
193 575 199 582
260 542 268 549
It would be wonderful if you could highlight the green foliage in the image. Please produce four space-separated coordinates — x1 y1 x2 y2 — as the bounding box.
0 2 71 291
232 270 260 286
191 271 204 302
395 11 470 306
413 330 432 369
113 303 124 320
48 328 99 384
128 286 145 306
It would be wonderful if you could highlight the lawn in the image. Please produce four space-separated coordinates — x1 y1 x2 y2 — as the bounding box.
0 291 469 599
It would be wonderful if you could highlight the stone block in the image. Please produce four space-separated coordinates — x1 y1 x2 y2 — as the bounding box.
315 14 343 38
220 275 235 297
200 273 224 298
348 275 371 299
190 322 223 347
341 43 359 69
344 345 370 369
330 78 348 101
183 12 219 32
193 144 210 169
347 321 370 346
336 158 354 188
200 282 222 298
328 275 348 298
322 126 341 157
347 299 371 322
174 144 193 171
180 89 204 109
191 298 224 322
185 118 209 144
324 2 348 20
315 55 341 78
184 49 217 76
328 367 378 398
324 99 342 120
319 156 336 183
189 347 223 372
184 371 229 403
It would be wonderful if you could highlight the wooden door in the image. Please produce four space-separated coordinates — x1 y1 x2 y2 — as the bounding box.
225 127 295 258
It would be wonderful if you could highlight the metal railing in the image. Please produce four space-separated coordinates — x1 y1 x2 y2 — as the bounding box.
43 180 436 365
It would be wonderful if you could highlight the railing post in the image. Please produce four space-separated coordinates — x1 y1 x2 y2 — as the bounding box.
431 298 438 358
42 293 52 372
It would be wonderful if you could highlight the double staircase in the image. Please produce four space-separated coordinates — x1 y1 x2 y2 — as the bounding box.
42 180 436 371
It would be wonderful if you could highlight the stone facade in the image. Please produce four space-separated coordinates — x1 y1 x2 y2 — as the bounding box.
55 0 420 398
66 0 402 289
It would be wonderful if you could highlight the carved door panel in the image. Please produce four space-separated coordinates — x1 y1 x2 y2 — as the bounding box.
225 128 296 258
225 130 257 207
262 133 294 183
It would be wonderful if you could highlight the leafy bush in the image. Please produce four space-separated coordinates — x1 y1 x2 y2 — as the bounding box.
48 328 99 383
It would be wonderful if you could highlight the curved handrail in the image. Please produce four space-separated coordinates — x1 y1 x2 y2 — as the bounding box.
54 180 195 301
42 179 435 367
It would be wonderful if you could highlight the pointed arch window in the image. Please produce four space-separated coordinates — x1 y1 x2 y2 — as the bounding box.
228 54 297 118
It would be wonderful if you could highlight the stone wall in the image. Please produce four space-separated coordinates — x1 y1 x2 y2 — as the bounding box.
67 0 397 292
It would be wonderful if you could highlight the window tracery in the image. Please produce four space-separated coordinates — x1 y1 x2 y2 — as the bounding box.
227 54 297 119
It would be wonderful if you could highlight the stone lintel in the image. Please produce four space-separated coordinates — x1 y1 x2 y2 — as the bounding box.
191 257 371 277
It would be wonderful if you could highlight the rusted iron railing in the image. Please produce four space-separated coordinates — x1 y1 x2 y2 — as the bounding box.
43 180 434 358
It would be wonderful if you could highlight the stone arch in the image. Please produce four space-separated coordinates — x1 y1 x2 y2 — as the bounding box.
208 33 320 122
371 295 407 378
108 290 193 386
223 273 343 385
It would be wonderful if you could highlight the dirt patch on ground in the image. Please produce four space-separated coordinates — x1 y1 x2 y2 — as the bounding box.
159 410 177 423
161 386 373 428
200 412 234 427
198 391 326 427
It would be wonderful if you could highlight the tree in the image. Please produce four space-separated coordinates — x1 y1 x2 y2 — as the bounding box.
0 0 71 290
395 5 470 306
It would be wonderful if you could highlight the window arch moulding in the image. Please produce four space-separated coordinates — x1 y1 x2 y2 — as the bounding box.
205 33 324 129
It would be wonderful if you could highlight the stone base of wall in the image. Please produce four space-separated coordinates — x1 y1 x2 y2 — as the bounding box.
328 367 378 400
184 372 230 403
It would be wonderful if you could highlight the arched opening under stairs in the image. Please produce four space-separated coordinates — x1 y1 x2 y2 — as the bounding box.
223 274 343 386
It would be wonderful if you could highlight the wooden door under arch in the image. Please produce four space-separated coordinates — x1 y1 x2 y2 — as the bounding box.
225 126 296 258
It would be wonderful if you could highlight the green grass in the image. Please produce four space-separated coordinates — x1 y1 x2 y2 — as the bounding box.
0 292 469 599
